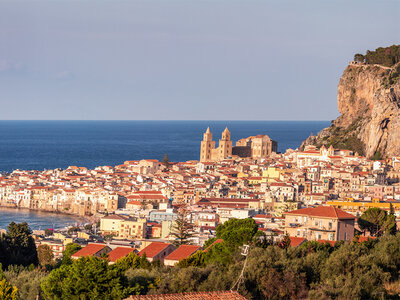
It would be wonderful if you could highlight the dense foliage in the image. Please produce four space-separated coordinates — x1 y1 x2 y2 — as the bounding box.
6 219 400 299
354 45 400 67
358 207 397 236
3 266 47 300
0 222 38 268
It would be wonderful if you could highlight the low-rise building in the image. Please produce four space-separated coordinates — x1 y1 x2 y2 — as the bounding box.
284 206 355 242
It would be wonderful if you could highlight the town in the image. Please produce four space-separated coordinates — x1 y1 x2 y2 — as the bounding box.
1 126 399 265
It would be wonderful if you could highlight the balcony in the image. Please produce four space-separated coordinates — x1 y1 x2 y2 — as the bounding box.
308 226 335 232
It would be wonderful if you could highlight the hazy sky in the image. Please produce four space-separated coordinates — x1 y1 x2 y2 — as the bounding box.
0 1 398 120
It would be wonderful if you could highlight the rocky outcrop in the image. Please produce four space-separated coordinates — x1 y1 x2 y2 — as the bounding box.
301 62 400 159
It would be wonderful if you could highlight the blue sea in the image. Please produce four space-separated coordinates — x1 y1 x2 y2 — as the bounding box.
0 208 83 230
0 121 329 172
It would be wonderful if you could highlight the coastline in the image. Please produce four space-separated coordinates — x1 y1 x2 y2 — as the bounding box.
0 205 91 230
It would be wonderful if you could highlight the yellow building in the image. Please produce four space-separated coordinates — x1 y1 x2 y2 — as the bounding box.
119 218 147 240
200 127 232 162
200 127 277 162
326 198 400 213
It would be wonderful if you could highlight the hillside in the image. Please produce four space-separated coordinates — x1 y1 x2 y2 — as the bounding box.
302 45 400 159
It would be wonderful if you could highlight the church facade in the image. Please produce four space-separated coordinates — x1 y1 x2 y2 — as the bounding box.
200 127 277 162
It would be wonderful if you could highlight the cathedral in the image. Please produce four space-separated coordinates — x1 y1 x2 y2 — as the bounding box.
200 127 277 162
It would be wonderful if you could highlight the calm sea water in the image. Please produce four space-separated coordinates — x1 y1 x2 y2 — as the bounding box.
0 120 329 172
0 120 329 229
0 208 82 230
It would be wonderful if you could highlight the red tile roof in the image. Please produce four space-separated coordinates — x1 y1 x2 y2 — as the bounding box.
204 239 223 253
285 206 356 220
71 244 107 258
289 237 307 247
126 291 246 300
317 239 336 246
108 247 136 262
357 236 377 243
165 245 201 262
138 242 173 258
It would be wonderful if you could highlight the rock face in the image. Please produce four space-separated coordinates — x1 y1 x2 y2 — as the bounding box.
301 62 400 158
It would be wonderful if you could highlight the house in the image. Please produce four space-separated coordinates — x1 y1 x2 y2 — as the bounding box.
138 242 176 263
107 247 137 264
289 236 307 247
164 245 202 266
126 290 246 299
71 243 111 259
284 206 356 242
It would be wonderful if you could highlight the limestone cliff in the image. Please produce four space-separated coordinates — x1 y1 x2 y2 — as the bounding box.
301 62 400 158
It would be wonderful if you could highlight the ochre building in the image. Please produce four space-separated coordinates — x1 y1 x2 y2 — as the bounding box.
200 127 277 162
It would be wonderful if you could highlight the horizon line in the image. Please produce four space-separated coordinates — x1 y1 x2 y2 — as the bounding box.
0 119 332 122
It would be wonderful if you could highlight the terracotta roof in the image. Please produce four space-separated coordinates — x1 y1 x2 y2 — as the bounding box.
289 237 307 247
357 236 377 243
108 247 136 262
72 244 107 258
317 239 336 246
165 245 201 262
285 206 356 220
138 242 173 258
126 291 246 300
204 239 223 253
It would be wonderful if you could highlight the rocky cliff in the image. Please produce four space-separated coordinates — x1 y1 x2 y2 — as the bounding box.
301 62 400 159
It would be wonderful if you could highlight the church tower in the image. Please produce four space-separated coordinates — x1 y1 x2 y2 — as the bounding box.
218 127 232 160
200 127 215 162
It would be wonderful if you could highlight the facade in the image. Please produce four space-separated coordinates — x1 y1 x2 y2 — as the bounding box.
200 127 277 162
284 206 356 242
200 127 232 162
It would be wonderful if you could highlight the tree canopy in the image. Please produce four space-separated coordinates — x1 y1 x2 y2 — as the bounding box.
358 207 397 236
354 45 400 67
0 222 38 268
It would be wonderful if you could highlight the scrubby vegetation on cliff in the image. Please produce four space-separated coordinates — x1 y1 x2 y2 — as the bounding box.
354 44 400 67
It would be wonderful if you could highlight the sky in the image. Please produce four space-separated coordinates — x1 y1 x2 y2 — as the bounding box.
0 0 399 121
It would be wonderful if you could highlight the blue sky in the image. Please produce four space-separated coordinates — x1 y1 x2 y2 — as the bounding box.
0 0 398 120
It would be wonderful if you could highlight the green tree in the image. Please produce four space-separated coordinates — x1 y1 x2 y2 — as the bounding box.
37 244 54 267
41 256 129 299
60 243 82 265
358 207 396 236
171 209 195 246
4 265 47 300
0 264 18 300
354 53 365 63
113 252 151 272
1 222 38 268
215 218 258 247
44 228 53 236
0 278 18 300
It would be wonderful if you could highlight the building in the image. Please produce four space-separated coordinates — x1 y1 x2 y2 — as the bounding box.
164 245 202 266
200 127 232 162
138 242 176 263
126 291 246 300
107 247 137 264
118 218 147 240
71 243 111 259
200 127 277 162
284 206 356 242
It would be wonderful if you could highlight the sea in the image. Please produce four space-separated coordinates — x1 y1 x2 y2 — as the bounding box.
0 120 329 229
